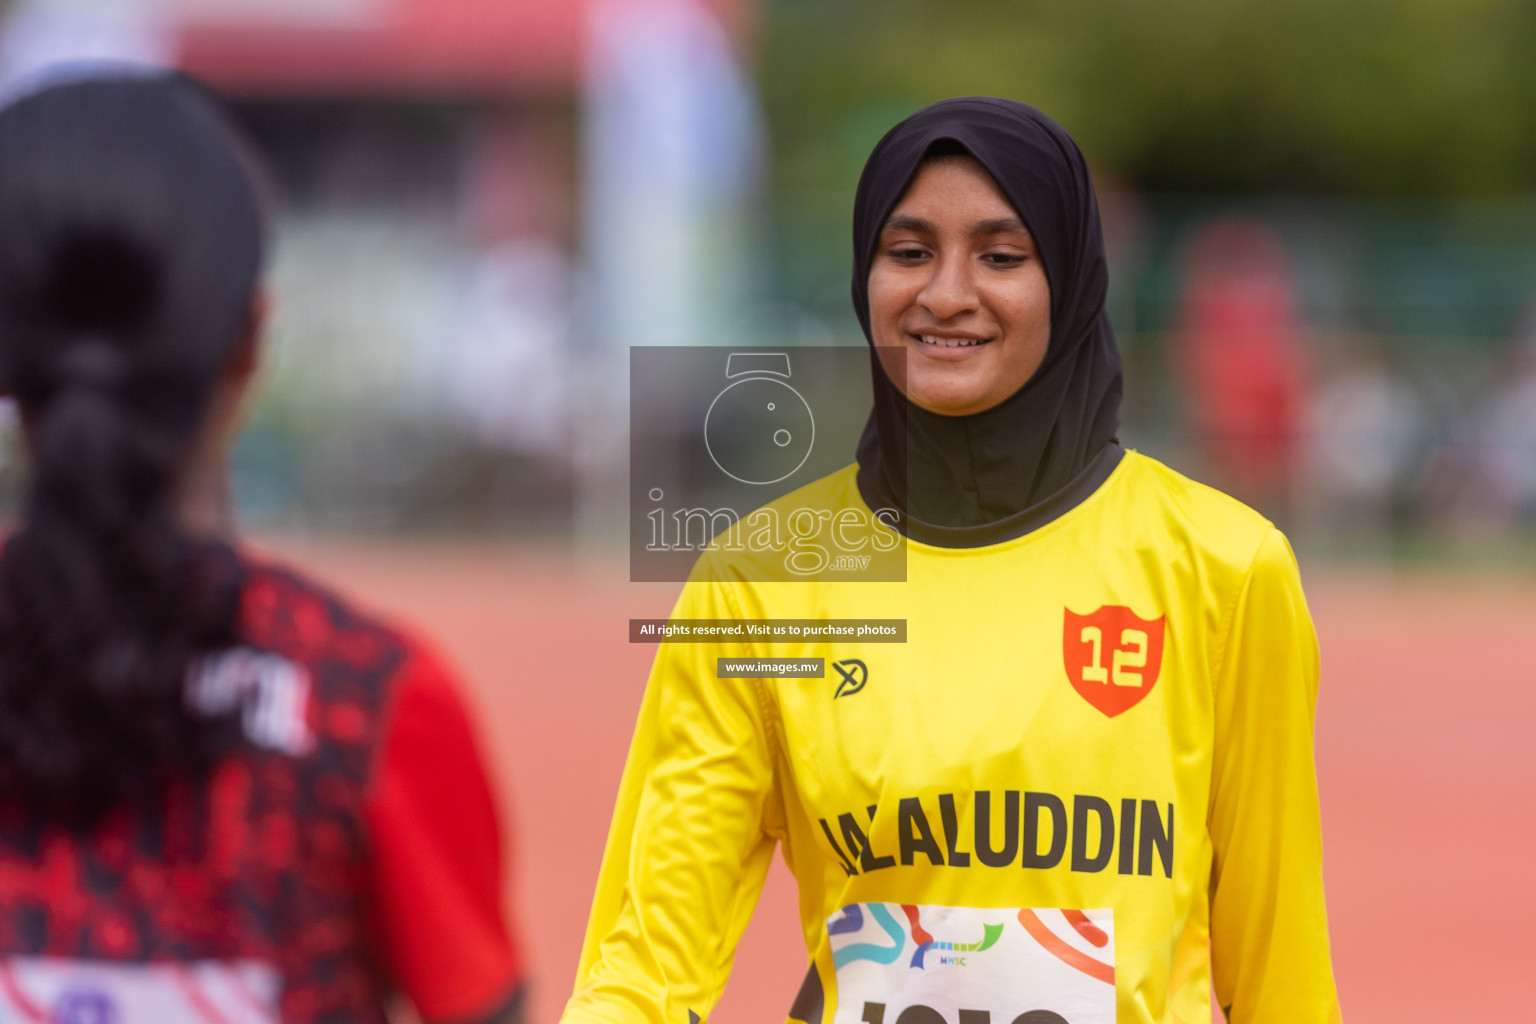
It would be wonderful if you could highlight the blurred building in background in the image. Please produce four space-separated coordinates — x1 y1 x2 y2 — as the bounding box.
1104 196 1536 561
756 0 1536 567
0 0 759 537
4 0 1536 565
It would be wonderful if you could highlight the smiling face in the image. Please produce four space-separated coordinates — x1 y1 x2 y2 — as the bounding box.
868 154 1052 417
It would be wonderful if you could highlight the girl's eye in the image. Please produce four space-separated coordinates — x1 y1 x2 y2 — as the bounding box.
887 246 928 261
983 252 1028 267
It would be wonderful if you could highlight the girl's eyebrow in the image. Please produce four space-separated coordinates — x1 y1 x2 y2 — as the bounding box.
882 214 933 234
974 216 1027 236
881 214 1029 236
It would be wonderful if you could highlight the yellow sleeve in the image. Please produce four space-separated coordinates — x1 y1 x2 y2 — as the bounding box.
1208 528 1342 1023
561 574 781 1024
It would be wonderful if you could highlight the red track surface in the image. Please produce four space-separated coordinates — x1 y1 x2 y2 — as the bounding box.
260 537 1536 1024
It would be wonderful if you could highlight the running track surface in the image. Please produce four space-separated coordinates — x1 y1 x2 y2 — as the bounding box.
259 536 1536 1024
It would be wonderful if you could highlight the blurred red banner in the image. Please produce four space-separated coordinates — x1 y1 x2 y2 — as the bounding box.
177 0 747 98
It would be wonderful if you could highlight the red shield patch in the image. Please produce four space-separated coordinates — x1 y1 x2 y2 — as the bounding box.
1062 606 1166 718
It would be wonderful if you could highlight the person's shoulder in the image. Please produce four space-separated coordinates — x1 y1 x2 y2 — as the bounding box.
233 552 434 685
688 463 869 584
757 462 865 515
1113 449 1279 568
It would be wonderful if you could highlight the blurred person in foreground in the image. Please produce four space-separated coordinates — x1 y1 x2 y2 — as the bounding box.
564 99 1339 1024
0 72 523 1024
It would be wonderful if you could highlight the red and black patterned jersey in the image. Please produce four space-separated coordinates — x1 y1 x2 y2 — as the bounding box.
0 555 523 1024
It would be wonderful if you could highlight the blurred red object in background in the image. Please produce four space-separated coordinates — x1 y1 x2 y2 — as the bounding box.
179 0 748 98
1173 216 1309 518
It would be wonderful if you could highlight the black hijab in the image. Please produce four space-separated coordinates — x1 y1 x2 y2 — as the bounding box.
852 97 1124 547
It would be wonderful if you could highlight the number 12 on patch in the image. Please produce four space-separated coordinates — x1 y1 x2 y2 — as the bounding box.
1062 606 1166 718
1076 625 1149 687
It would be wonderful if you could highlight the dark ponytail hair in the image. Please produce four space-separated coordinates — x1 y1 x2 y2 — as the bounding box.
0 72 268 824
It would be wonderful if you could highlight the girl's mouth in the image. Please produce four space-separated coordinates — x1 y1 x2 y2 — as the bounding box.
914 334 991 348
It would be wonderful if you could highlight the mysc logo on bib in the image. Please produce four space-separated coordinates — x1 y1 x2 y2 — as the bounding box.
826 902 1114 1024
1062 605 1165 718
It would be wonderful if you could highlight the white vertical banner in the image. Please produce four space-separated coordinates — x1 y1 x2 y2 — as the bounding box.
576 0 765 553
582 0 762 348
0 0 177 101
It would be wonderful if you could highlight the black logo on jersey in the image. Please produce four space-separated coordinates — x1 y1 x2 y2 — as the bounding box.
833 659 868 698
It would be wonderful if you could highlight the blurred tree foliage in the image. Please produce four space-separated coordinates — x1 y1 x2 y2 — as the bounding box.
757 0 1536 310
760 0 1536 196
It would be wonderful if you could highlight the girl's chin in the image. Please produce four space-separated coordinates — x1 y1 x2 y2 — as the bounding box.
905 382 1001 417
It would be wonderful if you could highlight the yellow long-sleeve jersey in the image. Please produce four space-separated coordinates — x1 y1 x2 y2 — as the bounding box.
564 452 1341 1024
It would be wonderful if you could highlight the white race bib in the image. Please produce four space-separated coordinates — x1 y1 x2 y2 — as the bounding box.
0 958 279 1024
828 903 1115 1024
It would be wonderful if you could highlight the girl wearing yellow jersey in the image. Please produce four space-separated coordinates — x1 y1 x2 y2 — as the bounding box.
564 99 1341 1024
